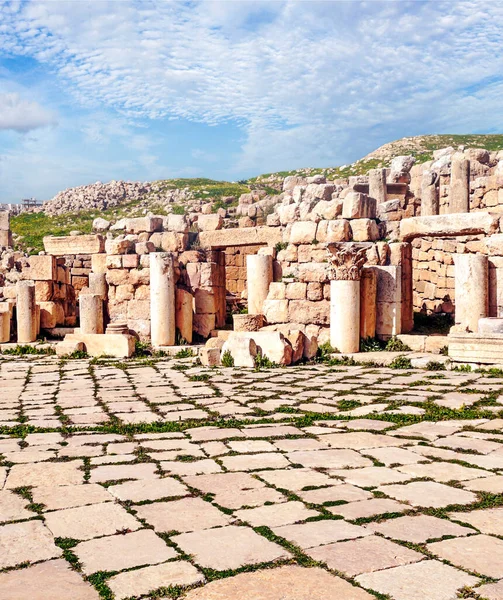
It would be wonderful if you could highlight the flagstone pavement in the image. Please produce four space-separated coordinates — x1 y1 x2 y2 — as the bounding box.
1 354 503 599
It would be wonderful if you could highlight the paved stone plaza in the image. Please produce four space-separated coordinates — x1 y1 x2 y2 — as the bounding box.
1 355 503 599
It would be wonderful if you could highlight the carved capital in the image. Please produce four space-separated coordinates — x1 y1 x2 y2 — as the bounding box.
327 245 367 281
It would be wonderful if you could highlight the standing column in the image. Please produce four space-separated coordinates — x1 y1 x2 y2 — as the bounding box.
421 171 439 216
454 254 488 332
88 273 108 300
449 158 470 213
368 168 387 204
0 304 11 343
150 252 175 347
360 268 377 339
16 281 36 342
79 293 104 334
246 254 273 315
331 279 361 353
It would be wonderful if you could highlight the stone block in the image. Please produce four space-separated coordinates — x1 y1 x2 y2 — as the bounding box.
34 281 53 302
195 289 216 313
44 235 104 255
127 300 150 321
197 214 223 231
288 300 330 325
150 232 188 252
105 238 135 255
200 347 221 367
39 301 65 328
22 255 57 281
64 333 135 358
125 217 163 234
343 192 377 219
0 211 10 231
400 213 498 241
351 219 380 242
289 221 318 245
268 282 286 300
0 230 13 247
0 309 10 343
316 219 352 243
229 331 293 365
165 214 189 233
56 340 85 357
263 299 289 324
176 288 193 344
221 335 258 367
233 314 264 332
286 282 307 300
199 227 282 249
193 313 216 338
297 263 329 283
122 254 139 269
91 254 107 274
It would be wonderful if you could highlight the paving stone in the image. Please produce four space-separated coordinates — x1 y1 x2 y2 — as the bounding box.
161 458 222 476
329 498 410 520
183 565 373 600
228 440 277 453
75 529 178 575
392 422 464 441
44 501 141 540
0 558 100 600
273 519 371 549
235 501 319 527
89 463 159 483
298 483 372 504
0 490 32 522
428 534 503 578
5 461 84 488
286 449 372 469
255 468 335 491
475 580 503 600
380 481 478 508
433 435 502 454
173 525 290 571
331 466 412 487
463 475 503 493
365 514 475 543
321 432 405 449
448 507 503 536
397 462 491 482
220 452 290 471
32 484 113 511
307 535 423 576
108 477 188 502
136 497 231 533
363 447 423 466
0 520 61 568
107 560 204 600
241 425 303 438
355 559 479 600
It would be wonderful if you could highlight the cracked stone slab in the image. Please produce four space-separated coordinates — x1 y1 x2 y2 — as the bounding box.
183 565 373 599
355 559 479 600
173 525 290 571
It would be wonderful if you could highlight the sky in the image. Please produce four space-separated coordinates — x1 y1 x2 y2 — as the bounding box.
1 0 503 203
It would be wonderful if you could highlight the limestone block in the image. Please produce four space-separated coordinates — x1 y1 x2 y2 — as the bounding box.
39 301 65 329
400 213 498 241
116 284 134 302
128 319 150 340
268 282 286 300
65 333 135 358
125 217 163 234
285 330 306 363
176 289 193 344
91 254 107 274
135 241 155 255
150 232 188 252
289 221 318 245
43 235 104 255
56 340 85 357
106 269 130 286
360 268 377 339
127 299 150 321
197 214 223 232
0 308 10 343
165 214 189 233
316 220 352 243
93 217 110 231
312 199 343 220
122 254 139 269
221 335 258 367
263 299 289 324
105 238 135 255
193 313 216 338
303 330 318 359
195 289 216 314
370 266 402 339
351 219 380 242
277 203 300 225
286 282 307 300
297 263 330 283
0 211 10 230
200 347 221 367
233 314 264 332
22 256 56 281
34 281 53 302
288 300 330 325
449 158 470 213
369 168 387 203
342 192 377 219
199 227 282 249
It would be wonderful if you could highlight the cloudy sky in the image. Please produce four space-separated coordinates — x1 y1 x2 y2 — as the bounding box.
1 0 502 203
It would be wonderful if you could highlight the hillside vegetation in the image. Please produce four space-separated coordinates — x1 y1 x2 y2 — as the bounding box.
11 134 503 253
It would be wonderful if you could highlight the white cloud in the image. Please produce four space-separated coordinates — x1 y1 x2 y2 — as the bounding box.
1 0 503 174
0 92 56 132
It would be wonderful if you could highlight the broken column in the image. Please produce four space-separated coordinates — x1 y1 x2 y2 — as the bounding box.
79 293 104 334
454 253 488 333
16 281 37 343
373 266 402 339
449 158 470 213
368 168 387 204
360 268 377 339
0 211 13 248
246 254 273 315
421 171 439 216
150 252 176 347
88 272 108 300
0 304 11 343
328 246 367 353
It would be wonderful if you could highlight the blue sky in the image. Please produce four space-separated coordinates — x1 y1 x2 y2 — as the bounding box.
1 0 503 203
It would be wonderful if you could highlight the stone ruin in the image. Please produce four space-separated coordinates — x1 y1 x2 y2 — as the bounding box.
3 145 503 366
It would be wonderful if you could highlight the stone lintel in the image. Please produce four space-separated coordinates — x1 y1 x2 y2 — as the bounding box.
199 226 282 249
400 213 499 241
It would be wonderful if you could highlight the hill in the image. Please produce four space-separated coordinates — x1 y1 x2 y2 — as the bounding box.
10 134 503 253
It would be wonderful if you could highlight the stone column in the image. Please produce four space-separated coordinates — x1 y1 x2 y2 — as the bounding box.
421 171 439 216
16 281 37 343
328 246 367 353
150 252 176 347
246 254 273 315
373 266 402 339
175 288 193 344
449 158 470 213
88 273 108 300
368 168 387 204
360 268 377 339
79 293 104 334
0 304 11 343
454 254 488 332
